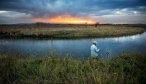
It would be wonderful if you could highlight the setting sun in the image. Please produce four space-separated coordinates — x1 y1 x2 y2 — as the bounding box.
32 16 96 24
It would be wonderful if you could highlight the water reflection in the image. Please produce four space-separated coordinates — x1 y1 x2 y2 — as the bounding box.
0 32 146 59
114 34 139 42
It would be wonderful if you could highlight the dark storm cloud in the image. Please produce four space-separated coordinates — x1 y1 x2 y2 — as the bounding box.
0 0 146 18
0 0 146 24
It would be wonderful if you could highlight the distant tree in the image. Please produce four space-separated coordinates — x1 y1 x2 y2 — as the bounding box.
95 22 99 27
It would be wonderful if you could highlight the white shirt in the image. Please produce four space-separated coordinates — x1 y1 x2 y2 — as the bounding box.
91 44 100 57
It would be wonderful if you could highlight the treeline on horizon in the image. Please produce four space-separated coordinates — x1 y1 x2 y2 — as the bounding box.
0 22 146 29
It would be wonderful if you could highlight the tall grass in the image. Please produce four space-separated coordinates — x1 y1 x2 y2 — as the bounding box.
0 25 145 39
0 53 146 84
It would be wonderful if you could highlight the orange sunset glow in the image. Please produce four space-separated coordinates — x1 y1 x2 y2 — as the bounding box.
32 16 96 24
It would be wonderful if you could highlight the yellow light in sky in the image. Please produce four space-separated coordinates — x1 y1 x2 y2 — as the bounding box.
32 16 95 24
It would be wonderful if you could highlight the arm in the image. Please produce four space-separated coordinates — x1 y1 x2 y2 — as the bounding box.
94 46 100 53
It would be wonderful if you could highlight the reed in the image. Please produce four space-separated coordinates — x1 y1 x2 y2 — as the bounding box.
0 25 145 39
0 53 146 84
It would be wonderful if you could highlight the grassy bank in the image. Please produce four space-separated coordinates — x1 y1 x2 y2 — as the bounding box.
0 25 145 39
0 53 146 84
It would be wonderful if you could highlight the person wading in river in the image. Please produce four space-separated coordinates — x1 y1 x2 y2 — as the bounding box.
91 41 100 57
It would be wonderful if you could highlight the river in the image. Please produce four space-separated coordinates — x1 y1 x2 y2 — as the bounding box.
0 32 146 59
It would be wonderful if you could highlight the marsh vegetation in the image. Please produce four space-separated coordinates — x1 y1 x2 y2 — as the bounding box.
0 53 146 84
0 24 145 39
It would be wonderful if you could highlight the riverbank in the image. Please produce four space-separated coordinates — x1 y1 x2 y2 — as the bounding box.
0 25 145 39
0 53 146 84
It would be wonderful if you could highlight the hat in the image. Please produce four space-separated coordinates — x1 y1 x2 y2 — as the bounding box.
92 41 97 44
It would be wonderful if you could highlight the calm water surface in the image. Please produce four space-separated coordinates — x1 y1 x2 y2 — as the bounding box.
0 32 146 59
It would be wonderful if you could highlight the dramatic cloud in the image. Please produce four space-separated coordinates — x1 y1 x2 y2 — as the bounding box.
0 0 146 24
0 11 32 24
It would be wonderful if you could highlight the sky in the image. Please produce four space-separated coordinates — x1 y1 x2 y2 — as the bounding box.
0 0 146 24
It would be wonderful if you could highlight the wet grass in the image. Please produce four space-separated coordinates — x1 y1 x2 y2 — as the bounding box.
0 25 145 39
0 53 146 84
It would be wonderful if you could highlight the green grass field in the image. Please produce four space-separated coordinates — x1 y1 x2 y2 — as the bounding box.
0 25 145 39
0 53 146 84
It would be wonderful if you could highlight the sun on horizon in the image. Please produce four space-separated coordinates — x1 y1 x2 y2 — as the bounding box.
32 16 96 24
